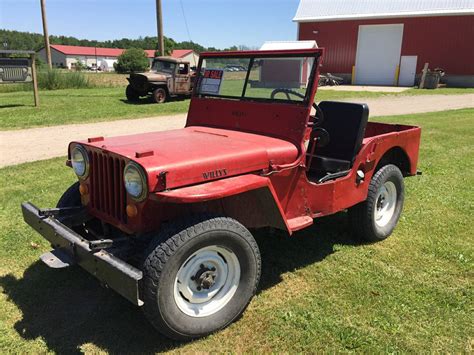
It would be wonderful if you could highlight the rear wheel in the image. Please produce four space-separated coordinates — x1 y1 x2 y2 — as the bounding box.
349 164 405 242
142 215 261 340
152 87 168 104
125 85 140 102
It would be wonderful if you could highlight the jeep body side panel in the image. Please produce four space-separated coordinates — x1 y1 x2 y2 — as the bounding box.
265 123 421 226
153 174 290 232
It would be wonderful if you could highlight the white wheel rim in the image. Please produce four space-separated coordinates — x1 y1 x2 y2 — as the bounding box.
374 181 397 228
174 245 240 317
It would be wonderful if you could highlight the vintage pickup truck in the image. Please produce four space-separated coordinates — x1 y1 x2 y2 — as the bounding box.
22 48 421 340
125 56 194 103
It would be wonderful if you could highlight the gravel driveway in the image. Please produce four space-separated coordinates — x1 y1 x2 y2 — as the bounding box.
1 94 473 168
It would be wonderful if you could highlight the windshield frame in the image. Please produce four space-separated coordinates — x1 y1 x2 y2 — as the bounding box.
193 49 322 106
152 59 177 74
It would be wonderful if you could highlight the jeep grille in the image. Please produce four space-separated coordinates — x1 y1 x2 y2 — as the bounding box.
1 67 28 82
89 151 127 225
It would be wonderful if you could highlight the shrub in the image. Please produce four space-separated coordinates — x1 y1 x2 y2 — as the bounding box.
114 48 150 73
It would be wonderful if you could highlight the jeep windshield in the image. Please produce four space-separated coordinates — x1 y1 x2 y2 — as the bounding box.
195 50 319 104
152 59 176 74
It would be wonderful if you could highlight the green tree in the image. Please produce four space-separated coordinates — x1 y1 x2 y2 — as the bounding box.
114 48 149 73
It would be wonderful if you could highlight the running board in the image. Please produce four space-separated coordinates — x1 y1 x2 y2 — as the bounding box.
287 216 313 232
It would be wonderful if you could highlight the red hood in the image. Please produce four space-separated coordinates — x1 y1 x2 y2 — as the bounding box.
75 126 298 191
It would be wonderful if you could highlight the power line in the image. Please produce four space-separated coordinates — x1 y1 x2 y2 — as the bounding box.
179 0 192 43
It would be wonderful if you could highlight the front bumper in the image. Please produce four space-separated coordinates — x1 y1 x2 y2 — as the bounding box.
21 202 144 306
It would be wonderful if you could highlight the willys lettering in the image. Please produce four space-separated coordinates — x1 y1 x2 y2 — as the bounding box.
202 169 227 180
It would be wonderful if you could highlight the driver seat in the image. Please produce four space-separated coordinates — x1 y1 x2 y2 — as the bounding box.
307 101 369 180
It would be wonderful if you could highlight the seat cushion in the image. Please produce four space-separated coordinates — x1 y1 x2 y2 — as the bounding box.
313 155 351 173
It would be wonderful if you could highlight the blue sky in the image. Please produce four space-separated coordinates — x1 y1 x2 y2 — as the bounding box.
0 0 300 49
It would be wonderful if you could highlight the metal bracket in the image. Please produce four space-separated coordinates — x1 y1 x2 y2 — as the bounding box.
40 248 76 268
89 239 114 251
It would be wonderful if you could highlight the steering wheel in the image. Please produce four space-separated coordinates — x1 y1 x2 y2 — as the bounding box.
270 88 324 126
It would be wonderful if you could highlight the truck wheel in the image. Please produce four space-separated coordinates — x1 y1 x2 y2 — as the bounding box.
349 164 405 242
152 87 168 103
142 215 261 340
126 85 140 102
56 182 81 208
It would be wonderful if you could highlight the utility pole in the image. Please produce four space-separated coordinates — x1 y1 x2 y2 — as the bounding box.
156 0 164 56
40 0 52 69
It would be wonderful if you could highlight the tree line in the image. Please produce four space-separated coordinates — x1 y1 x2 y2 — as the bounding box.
0 29 242 54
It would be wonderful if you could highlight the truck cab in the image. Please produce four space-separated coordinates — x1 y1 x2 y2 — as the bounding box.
23 48 421 341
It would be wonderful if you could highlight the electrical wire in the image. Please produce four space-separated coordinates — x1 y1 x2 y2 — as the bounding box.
179 0 193 43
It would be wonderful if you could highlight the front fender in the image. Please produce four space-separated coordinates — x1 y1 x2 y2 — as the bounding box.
151 174 290 232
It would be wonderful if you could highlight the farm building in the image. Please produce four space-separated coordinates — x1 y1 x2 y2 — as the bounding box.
259 41 318 88
171 49 199 67
294 0 474 87
37 45 198 71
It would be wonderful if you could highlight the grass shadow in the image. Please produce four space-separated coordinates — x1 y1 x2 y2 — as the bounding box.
0 104 27 109
0 212 362 353
120 98 154 105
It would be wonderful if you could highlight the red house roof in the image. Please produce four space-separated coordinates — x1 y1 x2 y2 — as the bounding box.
48 45 195 59
171 49 194 58
50 45 156 58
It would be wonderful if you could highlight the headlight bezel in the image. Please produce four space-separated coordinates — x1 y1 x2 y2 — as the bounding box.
71 144 90 179
123 161 148 202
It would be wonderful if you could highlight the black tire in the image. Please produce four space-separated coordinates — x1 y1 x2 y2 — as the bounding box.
126 85 140 101
349 164 405 242
142 215 261 340
152 87 168 104
56 182 81 208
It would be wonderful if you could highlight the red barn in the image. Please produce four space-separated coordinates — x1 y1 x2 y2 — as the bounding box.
294 0 474 87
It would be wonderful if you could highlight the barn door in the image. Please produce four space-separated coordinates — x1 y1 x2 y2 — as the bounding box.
355 24 404 86
398 55 418 87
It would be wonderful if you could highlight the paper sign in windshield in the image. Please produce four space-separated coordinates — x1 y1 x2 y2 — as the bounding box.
200 69 224 95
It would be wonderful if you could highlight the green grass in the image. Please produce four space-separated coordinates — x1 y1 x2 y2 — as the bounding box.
0 87 189 130
0 86 473 130
0 109 472 352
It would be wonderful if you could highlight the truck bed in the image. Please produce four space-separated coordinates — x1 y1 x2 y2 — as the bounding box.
363 122 419 139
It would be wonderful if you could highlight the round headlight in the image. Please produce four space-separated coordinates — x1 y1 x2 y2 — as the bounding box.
71 145 89 178
124 162 147 200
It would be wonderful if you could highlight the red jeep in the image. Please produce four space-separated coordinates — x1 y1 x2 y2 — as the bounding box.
22 48 421 340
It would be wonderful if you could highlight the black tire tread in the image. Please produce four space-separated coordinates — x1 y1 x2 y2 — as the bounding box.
349 164 404 242
56 182 81 208
142 214 261 340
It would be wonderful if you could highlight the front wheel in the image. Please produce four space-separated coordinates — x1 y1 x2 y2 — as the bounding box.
349 164 405 242
152 87 168 103
125 85 140 101
142 215 261 340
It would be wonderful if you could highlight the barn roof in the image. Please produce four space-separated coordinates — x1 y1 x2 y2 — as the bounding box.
293 0 474 22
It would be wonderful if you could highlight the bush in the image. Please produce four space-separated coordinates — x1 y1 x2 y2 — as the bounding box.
114 48 150 73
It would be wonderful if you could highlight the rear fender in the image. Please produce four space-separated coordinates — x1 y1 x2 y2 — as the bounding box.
152 174 290 232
